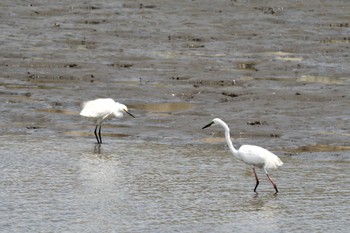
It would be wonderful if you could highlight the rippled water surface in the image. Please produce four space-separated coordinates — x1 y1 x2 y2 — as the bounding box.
1 136 349 232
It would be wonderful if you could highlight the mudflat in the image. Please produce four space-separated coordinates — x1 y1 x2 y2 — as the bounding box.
1 0 349 152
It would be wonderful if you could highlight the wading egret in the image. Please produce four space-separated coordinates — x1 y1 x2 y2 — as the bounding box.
80 98 135 144
202 118 283 193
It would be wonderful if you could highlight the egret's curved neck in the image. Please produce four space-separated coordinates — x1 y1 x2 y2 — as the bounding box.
220 121 239 158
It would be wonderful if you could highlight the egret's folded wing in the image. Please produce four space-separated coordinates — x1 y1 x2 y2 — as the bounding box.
80 98 115 118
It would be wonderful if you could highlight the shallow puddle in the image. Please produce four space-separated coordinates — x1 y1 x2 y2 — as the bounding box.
264 51 303 61
200 137 226 144
284 144 350 153
297 75 345 84
131 102 193 113
36 109 78 115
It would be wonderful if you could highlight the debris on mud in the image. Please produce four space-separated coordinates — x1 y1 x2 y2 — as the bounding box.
222 92 239 98
247 121 267 126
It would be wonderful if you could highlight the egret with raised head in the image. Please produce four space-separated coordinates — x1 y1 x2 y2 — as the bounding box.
202 118 283 193
80 98 135 144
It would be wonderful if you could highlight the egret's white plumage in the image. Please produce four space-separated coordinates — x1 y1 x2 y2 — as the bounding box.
202 118 283 193
80 98 134 144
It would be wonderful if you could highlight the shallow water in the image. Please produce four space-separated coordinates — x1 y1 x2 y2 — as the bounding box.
1 0 350 232
1 136 349 232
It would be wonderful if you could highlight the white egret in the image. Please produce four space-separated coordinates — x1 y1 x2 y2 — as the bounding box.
202 118 283 193
80 98 135 144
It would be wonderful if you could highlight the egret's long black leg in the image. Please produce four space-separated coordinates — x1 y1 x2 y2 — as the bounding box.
98 125 102 144
253 167 260 193
94 125 100 144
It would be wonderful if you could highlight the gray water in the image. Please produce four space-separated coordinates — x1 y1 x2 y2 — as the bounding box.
1 135 349 232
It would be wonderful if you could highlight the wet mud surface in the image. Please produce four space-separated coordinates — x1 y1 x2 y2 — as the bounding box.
1 0 349 232
1 0 349 151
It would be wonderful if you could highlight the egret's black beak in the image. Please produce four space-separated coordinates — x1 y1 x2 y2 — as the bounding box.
202 121 214 129
124 110 135 118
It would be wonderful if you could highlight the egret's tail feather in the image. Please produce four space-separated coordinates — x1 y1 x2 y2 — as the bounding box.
265 157 283 170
